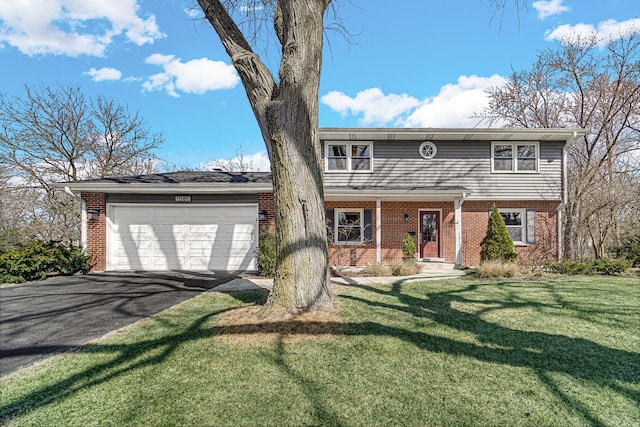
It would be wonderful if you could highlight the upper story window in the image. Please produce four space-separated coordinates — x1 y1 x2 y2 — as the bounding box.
325 142 373 172
491 142 539 173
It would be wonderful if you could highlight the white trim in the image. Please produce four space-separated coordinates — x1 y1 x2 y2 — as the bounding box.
320 127 587 142
333 208 366 245
57 183 272 194
64 186 87 250
376 198 381 264
325 141 373 173
418 208 443 259
491 141 540 174
325 188 470 201
454 197 464 267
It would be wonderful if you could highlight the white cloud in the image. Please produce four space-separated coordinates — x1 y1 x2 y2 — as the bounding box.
321 88 420 125
0 0 164 57
143 54 240 97
322 75 507 128
403 75 507 128
201 151 271 172
545 18 640 45
84 67 122 81
532 0 569 20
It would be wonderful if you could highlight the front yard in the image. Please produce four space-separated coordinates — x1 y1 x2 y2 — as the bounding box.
1 276 638 426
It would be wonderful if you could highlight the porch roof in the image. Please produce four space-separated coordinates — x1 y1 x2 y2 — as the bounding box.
324 186 470 201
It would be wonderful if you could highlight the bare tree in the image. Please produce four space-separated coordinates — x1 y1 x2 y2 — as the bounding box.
0 85 164 243
481 31 640 259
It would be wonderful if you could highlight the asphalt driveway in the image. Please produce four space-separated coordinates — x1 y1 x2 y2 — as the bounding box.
0 271 237 377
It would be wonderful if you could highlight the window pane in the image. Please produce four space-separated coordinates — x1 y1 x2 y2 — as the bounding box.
494 145 513 158
494 158 513 171
337 226 361 242
518 159 536 171
338 212 360 226
352 158 371 170
327 158 347 170
506 227 522 242
328 145 347 157
517 145 536 158
500 212 522 226
352 144 370 157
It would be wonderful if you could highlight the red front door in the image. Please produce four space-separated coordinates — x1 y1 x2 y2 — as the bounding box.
420 211 440 258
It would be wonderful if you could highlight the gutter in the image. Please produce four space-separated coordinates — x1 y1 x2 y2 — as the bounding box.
64 187 88 251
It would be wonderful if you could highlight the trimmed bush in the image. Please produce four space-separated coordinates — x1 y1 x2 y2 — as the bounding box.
480 204 517 263
0 241 91 284
256 227 276 277
401 232 417 259
544 258 631 275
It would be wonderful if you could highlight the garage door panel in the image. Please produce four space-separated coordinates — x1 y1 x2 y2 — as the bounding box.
109 205 257 271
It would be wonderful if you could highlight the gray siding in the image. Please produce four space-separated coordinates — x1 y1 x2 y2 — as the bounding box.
107 193 258 204
322 140 564 200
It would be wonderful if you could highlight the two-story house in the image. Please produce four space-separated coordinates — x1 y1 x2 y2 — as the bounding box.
58 128 584 272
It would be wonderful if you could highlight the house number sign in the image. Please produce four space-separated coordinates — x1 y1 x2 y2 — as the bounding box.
175 195 192 203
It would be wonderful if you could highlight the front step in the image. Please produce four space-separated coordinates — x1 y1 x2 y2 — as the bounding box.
417 261 458 272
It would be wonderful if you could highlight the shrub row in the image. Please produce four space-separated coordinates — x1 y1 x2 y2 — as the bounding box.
544 258 631 275
0 241 91 284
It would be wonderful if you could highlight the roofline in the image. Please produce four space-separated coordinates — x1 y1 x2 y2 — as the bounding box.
55 182 274 194
319 127 587 142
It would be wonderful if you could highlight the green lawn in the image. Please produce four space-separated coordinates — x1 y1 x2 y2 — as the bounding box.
1 276 638 426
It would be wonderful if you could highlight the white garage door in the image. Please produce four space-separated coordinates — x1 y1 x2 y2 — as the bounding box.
108 204 257 271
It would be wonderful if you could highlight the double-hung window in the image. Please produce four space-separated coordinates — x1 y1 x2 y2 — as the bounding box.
325 142 373 172
495 208 537 245
491 142 539 173
326 208 373 245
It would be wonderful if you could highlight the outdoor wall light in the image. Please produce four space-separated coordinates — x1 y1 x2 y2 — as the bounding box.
87 209 100 221
258 210 268 221
404 213 409 222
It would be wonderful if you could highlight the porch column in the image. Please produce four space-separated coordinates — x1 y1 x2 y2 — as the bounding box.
376 198 381 264
454 197 463 267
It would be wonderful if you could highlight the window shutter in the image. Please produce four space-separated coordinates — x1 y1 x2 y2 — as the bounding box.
325 209 334 242
364 209 373 243
526 209 536 244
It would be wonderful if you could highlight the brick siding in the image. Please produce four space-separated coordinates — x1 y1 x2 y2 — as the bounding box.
83 193 107 271
461 200 560 266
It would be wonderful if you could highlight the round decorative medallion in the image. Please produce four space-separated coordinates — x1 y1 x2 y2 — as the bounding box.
419 141 437 159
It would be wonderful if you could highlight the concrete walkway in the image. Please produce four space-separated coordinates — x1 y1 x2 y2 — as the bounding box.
213 267 467 292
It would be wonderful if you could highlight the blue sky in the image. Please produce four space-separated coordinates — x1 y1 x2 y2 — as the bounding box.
0 0 638 171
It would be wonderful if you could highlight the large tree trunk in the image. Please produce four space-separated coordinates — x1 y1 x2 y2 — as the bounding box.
198 0 333 312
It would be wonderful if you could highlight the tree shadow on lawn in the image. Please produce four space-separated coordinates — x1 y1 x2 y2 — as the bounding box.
1 282 638 426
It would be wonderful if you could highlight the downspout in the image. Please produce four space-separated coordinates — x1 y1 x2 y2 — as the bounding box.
65 186 88 251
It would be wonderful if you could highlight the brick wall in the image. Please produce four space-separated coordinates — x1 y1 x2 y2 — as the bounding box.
87 191 560 271
83 193 107 271
461 200 560 266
